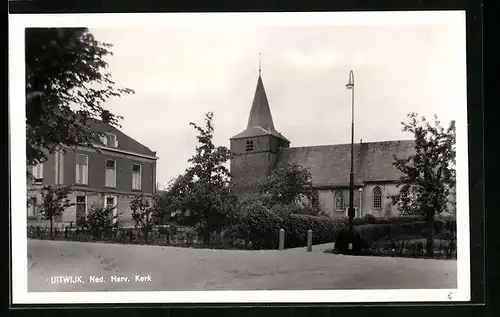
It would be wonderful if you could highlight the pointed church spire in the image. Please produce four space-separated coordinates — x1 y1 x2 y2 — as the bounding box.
258 52 262 76
247 65 275 130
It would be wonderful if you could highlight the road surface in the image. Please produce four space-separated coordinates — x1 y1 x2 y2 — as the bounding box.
27 239 457 292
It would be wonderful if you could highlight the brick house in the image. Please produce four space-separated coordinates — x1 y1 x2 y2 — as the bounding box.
230 73 456 218
27 121 158 227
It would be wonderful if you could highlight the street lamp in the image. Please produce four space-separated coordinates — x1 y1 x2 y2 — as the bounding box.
345 70 355 233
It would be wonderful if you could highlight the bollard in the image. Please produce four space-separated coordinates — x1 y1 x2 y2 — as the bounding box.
279 228 285 250
307 229 313 252
220 231 225 247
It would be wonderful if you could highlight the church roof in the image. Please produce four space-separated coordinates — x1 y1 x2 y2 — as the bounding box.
230 126 288 141
276 140 416 187
230 74 289 142
247 75 274 130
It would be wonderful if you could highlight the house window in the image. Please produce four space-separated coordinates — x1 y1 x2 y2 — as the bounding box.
75 196 87 226
335 190 344 211
100 133 118 148
105 160 116 188
245 139 254 152
104 196 118 224
75 154 88 185
373 186 382 209
32 163 43 183
27 197 37 218
132 164 142 190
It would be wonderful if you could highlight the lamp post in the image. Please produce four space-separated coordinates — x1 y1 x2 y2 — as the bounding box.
345 70 355 233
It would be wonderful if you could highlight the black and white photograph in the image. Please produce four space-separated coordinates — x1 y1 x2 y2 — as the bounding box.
10 11 470 304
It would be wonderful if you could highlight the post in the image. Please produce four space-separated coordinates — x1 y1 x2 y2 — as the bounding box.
359 187 363 217
307 229 313 252
346 70 355 233
279 228 285 250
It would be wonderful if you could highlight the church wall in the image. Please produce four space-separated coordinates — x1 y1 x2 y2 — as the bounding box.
315 188 361 218
361 183 400 217
360 183 457 218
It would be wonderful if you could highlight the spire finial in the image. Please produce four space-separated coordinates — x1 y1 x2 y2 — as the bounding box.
258 52 262 76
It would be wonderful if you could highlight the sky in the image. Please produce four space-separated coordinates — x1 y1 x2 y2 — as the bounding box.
85 12 466 188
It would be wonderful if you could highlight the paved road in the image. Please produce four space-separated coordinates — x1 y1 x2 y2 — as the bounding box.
27 239 457 292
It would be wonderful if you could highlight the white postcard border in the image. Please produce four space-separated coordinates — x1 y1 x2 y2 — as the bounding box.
9 11 470 304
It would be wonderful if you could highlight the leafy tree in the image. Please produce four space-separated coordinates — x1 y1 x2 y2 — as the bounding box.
168 112 237 244
38 185 74 237
160 174 194 224
85 203 121 239
26 28 133 167
130 194 159 242
151 192 169 225
259 161 317 207
391 113 456 257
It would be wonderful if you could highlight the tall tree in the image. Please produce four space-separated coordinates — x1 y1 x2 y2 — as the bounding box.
26 28 133 166
38 185 74 237
392 113 456 257
167 112 237 244
259 161 316 207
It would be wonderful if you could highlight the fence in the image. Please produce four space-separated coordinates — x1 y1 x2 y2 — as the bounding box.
369 236 457 259
26 225 252 249
27 219 457 259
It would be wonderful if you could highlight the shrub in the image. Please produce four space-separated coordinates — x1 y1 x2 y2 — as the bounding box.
355 221 428 245
84 203 121 239
352 216 374 226
351 215 425 227
282 214 348 248
237 199 283 250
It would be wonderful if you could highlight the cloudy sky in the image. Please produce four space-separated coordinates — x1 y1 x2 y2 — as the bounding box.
85 12 466 187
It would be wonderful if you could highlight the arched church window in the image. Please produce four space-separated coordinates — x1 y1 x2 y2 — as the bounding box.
335 190 344 211
373 186 382 209
245 139 254 152
311 193 320 209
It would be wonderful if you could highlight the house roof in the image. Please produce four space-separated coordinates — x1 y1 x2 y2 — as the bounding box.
277 140 416 187
90 120 157 158
230 74 289 142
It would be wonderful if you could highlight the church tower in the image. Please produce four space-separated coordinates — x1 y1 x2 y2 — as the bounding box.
230 72 290 196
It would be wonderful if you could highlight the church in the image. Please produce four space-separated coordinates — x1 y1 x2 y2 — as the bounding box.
229 72 418 218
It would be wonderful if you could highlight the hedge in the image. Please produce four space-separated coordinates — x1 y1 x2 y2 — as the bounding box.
352 214 424 226
230 202 457 250
354 221 428 244
283 214 348 248
353 218 456 246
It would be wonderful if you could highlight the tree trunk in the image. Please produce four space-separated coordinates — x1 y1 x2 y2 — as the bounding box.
50 217 53 238
426 209 434 258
